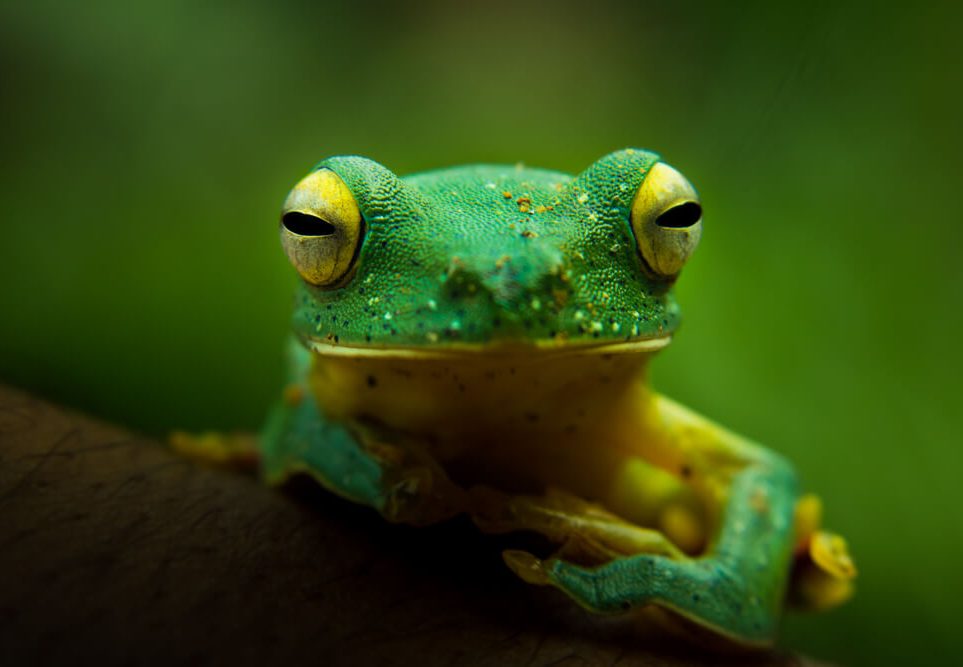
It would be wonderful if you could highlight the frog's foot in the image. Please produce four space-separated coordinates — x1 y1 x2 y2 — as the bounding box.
469 486 686 563
380 458 468 526
789 494 857 610
169 430 259 472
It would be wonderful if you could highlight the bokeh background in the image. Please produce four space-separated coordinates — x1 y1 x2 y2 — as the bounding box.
2 1 960 664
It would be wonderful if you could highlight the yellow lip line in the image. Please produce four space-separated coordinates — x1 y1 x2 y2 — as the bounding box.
303 336 672 359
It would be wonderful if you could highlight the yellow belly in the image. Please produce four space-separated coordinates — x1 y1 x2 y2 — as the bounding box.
308 347 703 546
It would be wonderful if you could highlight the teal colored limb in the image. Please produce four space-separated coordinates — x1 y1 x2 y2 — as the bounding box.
546 461 798 645
259 388 387 511
257 337 387 511
258 338 466 525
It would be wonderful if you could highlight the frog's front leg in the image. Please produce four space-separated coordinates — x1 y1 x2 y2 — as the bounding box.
259 379 465 526
513 393 800 647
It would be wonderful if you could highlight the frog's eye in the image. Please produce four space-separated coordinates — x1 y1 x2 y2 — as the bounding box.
280 168 364 287
630 162 702 278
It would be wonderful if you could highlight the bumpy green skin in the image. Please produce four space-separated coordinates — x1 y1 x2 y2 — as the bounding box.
293 149 679 348
263 150 800 647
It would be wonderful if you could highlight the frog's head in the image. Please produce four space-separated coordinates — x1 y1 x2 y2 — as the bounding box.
280 149 701 356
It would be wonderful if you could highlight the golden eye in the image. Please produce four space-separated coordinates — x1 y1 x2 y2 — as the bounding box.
280 169 363 287
629 162 702 278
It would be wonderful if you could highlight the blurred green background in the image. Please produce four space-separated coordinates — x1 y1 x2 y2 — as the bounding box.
2 1 960 664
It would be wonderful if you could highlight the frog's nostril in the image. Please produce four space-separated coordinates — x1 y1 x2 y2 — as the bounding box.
282 212 337 237
655 202 702 229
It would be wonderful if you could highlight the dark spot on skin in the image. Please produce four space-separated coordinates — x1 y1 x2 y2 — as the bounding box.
599 376 610 384
509 367 516 375
355 412 376 425
564 424 578 434
681 465 692 479
366 375 377 388
458 383 467 393
524 412 540 423
484 371 495 380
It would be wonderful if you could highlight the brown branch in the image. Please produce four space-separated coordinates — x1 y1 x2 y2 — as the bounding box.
0 384 835 667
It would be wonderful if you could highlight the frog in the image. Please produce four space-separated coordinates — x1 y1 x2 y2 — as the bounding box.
173 149 855 648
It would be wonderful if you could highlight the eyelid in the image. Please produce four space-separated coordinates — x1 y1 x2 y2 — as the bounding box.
629 162 702 277
280 169 364 287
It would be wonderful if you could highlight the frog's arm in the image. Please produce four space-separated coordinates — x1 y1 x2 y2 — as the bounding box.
258 339 465 526
514 392 802 647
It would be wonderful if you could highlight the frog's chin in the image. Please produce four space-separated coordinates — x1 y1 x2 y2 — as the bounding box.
301 336 672 359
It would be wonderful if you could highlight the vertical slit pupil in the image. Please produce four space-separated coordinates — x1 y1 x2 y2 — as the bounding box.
282 212 336 236
656 202 702 229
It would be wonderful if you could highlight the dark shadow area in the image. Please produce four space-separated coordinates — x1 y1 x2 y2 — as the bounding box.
0 384 832 666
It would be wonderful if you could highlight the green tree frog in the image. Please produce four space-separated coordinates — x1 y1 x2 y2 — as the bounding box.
175 149 855 648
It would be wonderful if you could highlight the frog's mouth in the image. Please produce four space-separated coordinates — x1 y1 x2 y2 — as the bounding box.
301 335 672 359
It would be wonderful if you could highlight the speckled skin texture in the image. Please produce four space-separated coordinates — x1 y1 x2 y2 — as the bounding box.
293 149 678 349
258 150 827 649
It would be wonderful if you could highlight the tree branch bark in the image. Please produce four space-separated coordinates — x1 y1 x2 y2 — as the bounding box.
0 384 833 667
